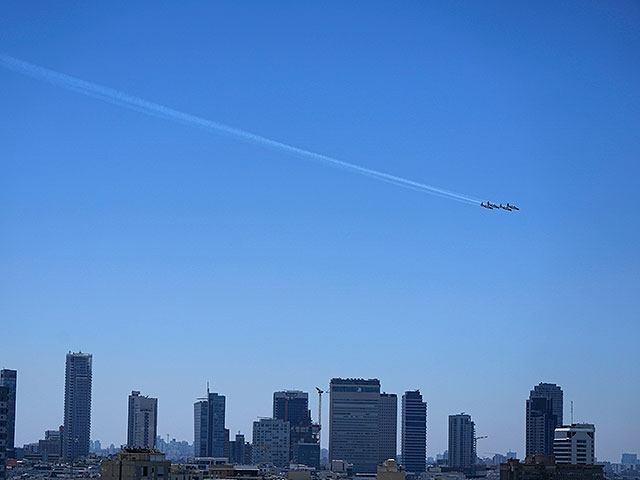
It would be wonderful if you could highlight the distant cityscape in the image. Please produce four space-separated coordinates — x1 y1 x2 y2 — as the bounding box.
1 354 639 480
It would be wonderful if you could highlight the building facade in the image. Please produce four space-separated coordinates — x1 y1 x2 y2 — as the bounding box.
401 390 427 474
251 418 290 467
101 448 171 480
62 352 92 461
378 393 397 463
500 455 605 480
448 414 475 469
0 370 17 454
0 386 8 480
329 378 381 473
194 388 226 458
553 424 595 465
526 383 563 457
273 390 319 466
127 391 158 448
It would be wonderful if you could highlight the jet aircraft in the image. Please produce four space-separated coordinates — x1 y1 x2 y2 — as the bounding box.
481 202 494 209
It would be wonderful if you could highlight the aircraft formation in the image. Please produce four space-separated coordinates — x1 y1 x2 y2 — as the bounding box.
481 201 520 211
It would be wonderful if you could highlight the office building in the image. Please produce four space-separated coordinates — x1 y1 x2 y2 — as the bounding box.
378 393 397 463
101 448 171 480
251 418 290 467
526 383 563 456
0 386 8 480
229 433 249 464
62 352 92 461
553 424 595 465
273 390 319 465
329 378 381 473
448 414 475 469
500 455 605 480
0 370 16 453
622 453 638 465
194 387 226 457
401 390 427 474
273 391 310 425
127 391 158 448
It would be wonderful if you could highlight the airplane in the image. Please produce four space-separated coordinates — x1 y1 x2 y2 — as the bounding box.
506 203 520 211
488 202 499 209
480 202 494 209
500 204 513 211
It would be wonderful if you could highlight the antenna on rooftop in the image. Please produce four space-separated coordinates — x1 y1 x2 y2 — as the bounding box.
571 401 574 424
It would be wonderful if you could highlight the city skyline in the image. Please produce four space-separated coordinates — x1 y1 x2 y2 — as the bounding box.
2 1 639 467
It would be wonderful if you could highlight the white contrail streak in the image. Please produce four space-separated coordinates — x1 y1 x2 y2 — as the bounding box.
0 54 482 205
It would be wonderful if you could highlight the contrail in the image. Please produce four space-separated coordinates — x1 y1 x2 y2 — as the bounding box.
0 54 482 205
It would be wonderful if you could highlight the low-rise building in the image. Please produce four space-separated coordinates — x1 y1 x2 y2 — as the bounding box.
101 448 171 480
499 455 604 480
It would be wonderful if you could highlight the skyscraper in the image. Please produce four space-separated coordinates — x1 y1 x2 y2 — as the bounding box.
448 414 475 469
0 386 8 480
194 387 226 457
273 390 319 466
401 390 427 473
127 391 158 448
329 378 381 473
378 393 397 463
0 370 17 453
63 352 92 461
526 383 563 456
251 418 290 467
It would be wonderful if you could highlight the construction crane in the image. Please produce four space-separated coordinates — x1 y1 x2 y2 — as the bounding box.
316 387 324 446
474 435 488 460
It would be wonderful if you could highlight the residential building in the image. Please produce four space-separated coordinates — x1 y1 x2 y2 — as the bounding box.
448 414 475 469
0 370 16 453
499 455 605 480
101 448 171 480
401 390 427 474
62 352 92 461
526 383 563 456
553 424 595 465
251 418 290 467
0 386 8 480
329 378 381 473
128 391 158 448
378 393 397 463
194 387 226 458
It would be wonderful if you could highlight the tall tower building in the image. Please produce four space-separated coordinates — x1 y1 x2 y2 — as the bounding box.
329 378 381 473
526 383 563 456
127 391 158 448
194 387 226 457
554 424 595 465
273 390 319 466
0 386 8 480
0 370 17 453
448 414 475 469
378 393 397 463
62 352 92 461
401 390 427 474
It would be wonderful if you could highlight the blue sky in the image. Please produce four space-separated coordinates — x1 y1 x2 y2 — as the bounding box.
1 1 639 462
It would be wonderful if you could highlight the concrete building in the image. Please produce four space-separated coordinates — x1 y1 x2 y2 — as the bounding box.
273 390 319 466
329 378 381 473
251 418 290 467
0 370 16 454
128 391 158 449
448 414 475 470
101 448 171 480
62 352 92 461
401 390 427 474
377 459 405 480
194 387 226 458
499 455 604 480
378 393 397 464
229 433 249 464
0 386 8 480
622 453 638 465
526 383 563 456
553 424 595 465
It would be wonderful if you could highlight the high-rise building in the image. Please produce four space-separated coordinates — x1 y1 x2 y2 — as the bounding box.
378 393 397 463
448 414 475 469
401 390 427 473
273 390 319 466
63 352 92 461
329 378 381 473
0 370 17 453
127 391 158 449
553 424 595 465
229 433 250 464
251 418 290 467
194 387 226 458
526 383 563 456
0 386 8 480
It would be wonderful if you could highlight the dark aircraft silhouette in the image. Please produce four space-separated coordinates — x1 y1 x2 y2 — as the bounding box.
480 201 520 212
507 203 519 210
481 202 494 209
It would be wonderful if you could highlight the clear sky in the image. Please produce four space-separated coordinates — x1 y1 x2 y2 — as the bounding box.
1 1 639 463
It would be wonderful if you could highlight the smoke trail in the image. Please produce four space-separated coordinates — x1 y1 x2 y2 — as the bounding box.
0 54 482 205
